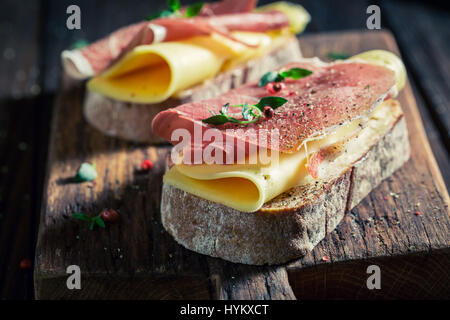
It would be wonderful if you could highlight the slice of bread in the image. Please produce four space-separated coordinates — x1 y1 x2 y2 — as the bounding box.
83 37 302 142
160 100 410 265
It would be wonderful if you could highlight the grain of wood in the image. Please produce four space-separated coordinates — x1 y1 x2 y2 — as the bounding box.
34 30 449 299
287 30 450 299
380 0 450 190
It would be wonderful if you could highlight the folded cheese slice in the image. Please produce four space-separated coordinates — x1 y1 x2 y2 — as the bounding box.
164 100 403 212
87 30 293 104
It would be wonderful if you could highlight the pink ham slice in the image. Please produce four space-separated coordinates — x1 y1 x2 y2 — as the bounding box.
62 0 288 79
151 61 397 163
115 11 289 63
185 0 257 16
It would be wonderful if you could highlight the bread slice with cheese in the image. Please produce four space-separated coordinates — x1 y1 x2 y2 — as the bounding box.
154 49 410 265
160 99 410 265
78 1 310 142
83 37 302 142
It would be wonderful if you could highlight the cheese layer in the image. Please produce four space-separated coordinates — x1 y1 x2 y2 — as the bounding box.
163 100 403 212
87 30 293 104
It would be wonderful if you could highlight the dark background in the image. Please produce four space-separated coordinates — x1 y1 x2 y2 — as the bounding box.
0 0 449 299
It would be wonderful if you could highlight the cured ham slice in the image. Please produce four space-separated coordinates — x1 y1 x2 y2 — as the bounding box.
62 0 288 79
190 0 257 16
115 11 289 63
62 21 148 79
151 60 397 162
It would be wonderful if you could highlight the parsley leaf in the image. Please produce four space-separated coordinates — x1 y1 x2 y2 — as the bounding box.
327 52 351 60
71 39 89 50
74 162 97 182
168 0 181 11
186 2 205 17
94 216 106 228
147 0 204 20
72 212 105 230
202 114 230 125
258 68 312 87
280 68 312 79
72 212 91 222
255 96 288 111
202 97 287 126
258 71 284 87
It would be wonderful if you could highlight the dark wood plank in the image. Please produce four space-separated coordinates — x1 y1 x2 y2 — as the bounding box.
0 0 44 300
208 259 295 300
35 30 449 300
381 0 450 143
34 76 213 299
1 0 448 301
381 0 450 188
287 30 450 299
35 0 298 300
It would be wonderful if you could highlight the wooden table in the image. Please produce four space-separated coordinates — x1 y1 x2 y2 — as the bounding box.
0 0 449 299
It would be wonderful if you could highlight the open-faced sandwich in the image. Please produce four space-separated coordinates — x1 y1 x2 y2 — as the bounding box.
152 50 410 265
61 0 310 142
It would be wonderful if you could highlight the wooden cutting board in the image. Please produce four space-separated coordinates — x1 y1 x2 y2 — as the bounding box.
34 30 450 300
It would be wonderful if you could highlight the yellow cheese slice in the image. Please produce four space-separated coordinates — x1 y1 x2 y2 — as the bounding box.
163 100 402 213
87 30 293 104
87 41 224 104
255 1 311 34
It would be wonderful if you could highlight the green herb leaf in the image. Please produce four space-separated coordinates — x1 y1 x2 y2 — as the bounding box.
202 97 287 126
255 96 288 111
258 71 284 87
186 2 204 17
71 39 89 50
72 212 91 222
168 0 181 11
280 68 313 79
73 212 105 231
146 9 175 20
94 216 106 228
228 117 242 123
74 162 97 182
202 114 230 125
327 52 350 60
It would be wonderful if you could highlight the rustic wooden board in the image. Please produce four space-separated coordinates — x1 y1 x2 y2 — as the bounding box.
34 30 450 300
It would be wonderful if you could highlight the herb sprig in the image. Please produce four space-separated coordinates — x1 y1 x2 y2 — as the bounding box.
202 96 287 126
73 162 97 182
327 52 351 60
258 67 312 87
147 0 205 20
72 212 105 230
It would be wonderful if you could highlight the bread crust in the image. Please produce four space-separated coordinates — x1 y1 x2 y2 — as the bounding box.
160 111 410 265
83 37 302 142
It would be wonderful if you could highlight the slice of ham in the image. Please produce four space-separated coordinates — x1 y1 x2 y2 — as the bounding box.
151 60 397 163
114 11 289 64
62 0 285 79
188 0 257 16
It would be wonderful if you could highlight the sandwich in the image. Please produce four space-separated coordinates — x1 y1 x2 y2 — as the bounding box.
61 0 310 142
151 50 410 265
